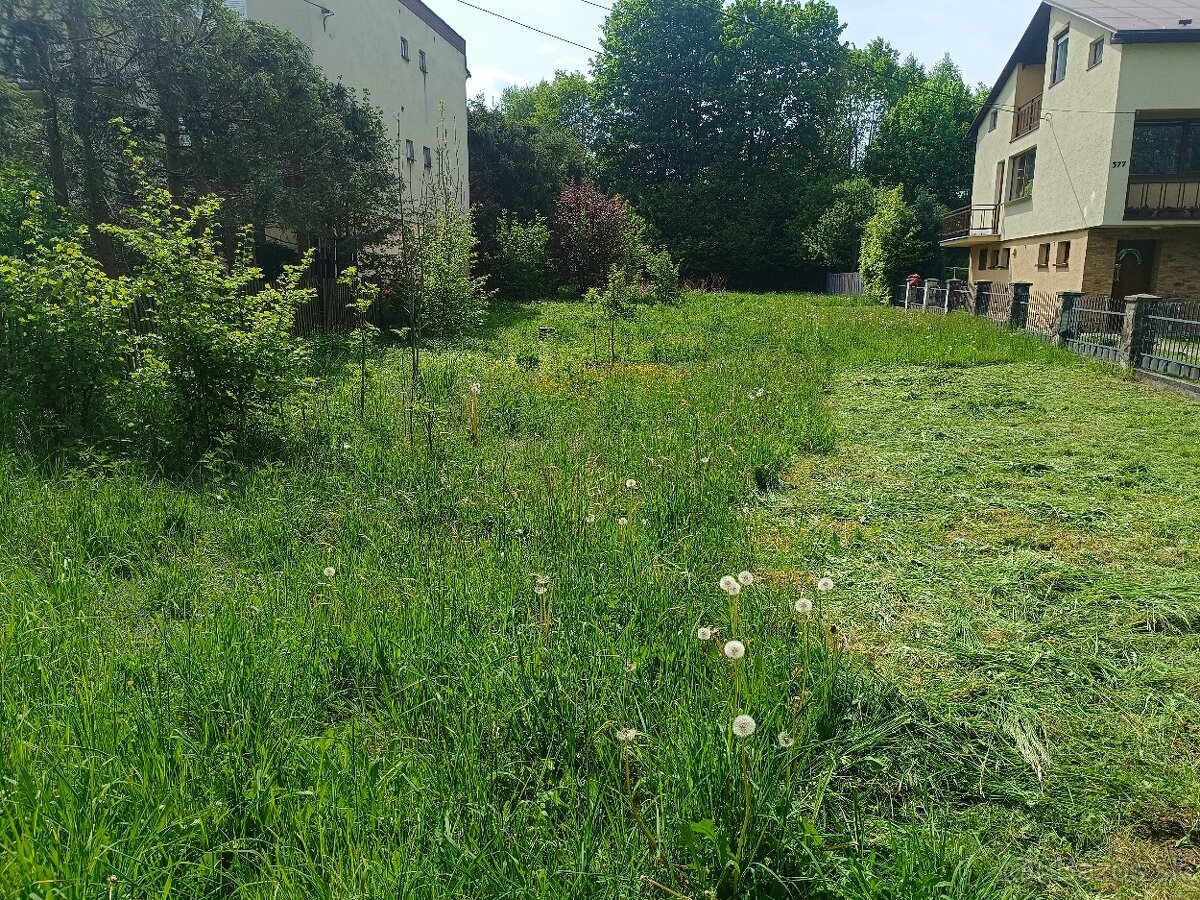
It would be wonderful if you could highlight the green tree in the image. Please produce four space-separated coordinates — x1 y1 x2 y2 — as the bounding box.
860 185 924 303
862 56 984 209
800 177 879 272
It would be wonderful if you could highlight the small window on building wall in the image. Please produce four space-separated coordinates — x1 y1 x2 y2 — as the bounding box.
1056 241 1072 267
401 37 410 61
1038 243 1051 267
405 140 415 162
1088 37 1104 68
989 110 999 133
1009 148 1036 201
419 50 428 73
998 248 1011 269
990 249 1002 269
423 146 433 169
978 248 989 270
1051 29 1070 85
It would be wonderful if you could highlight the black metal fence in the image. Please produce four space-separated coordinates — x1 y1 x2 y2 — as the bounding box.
827 272 864 296
895 280 1200 386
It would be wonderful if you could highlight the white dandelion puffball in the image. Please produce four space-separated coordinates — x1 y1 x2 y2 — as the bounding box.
470 381 481 396
755 388 765 398
618 516 629 527
732 715 757 738
795 597 814 615
626 478 638 489
738 571 755 587
723 640 746 661
697 626 713 641
323 566 336 578
534 586 548 596
700 456 710 465
719 575 741 596
625 661 637 673
778 731 795 748
817 577 834 593
586 513 596 524
616 727 638 743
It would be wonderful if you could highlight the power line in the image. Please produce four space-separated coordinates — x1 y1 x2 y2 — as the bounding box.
448 0 600 53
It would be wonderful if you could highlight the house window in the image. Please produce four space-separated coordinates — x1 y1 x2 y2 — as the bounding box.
1088 37 1104 68
998 248 1011 269
990 249 1002 269
989 110 999 133
1038 243 1052 267
978 248 989 270
405 140 415 162
401 37 410 61
1056 241 1072 267
1131 120 1200 176
423 146 432 169
1051 29 1069 85
419 50 427 73
1009 148 1036 201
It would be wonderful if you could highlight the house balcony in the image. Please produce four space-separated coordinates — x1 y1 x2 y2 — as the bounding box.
1013 94 1042 140
1125 179 1200 220
941 205 1000 245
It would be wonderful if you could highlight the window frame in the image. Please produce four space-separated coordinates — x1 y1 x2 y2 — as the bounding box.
989 110 999 133
419 49 428 73
1055 241 1072 268
1008 148 1037 201
1088 37 1104 69
405 139 415 162
423 146 433 169
1038 243 1052 268
401 37 410 61
978 248 989 271
998 247 1012 269
1051 28 1070 86
1131 119 1200 179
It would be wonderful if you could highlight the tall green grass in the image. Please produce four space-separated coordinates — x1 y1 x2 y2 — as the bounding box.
1 294 1068 898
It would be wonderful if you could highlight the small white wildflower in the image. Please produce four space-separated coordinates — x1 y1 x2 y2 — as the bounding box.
738 571 754 587
732 714 757 738
697 626 713 641
534 586 548 596
817 577 834 593
342 442 352 450
323 566 336 578
719 575 741 596
626 478 638 489
723 640 746 661
778 731 795 748
625 661 637 673
536 574 551 585
586 513 596 524
470 381 481 396
795 597 813 615
618 516 629 527
616 727 638 743
755 388 765 398
700 456 710 464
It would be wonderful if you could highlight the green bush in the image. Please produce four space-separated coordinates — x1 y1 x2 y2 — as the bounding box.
105 187 312 460
420 196 491 337
493 211 552 301
644 247 682 305
860 185 925 304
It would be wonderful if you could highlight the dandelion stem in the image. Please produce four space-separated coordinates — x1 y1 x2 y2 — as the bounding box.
624 745 658 854
734 741 752 889
643 878 692 900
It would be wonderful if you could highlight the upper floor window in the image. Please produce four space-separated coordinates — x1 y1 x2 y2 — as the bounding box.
405 140 415 162
1131 120 1200 176
401 37 410 61
989 110 999 132
1009 148 1036 201
1088 37 1104 68
1051 30 1069 85
423 146 433 169
419 50 427 73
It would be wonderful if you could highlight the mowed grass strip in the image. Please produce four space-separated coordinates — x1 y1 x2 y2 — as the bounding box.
1 293 1182 899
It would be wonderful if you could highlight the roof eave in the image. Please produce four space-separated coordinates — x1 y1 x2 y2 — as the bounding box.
1112 29 1200 44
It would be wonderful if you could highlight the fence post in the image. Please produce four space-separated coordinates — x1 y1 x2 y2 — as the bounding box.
1056 291 1083 347
1119 294 1159 370
1010 282 1032 328
973 281 992 317
922 278 940 311
904 282 917 310
946 278 965 313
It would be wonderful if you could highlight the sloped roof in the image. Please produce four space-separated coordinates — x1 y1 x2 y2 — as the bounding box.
400 0 466 56
968 1 1200 137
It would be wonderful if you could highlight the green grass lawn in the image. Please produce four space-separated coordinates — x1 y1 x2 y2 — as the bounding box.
2 294 1198 899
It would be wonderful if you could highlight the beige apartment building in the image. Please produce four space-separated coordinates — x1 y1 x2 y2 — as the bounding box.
943 1 1200 302
227 0 470 203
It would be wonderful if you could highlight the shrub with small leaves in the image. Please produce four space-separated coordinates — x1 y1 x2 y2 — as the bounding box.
493 211 552 301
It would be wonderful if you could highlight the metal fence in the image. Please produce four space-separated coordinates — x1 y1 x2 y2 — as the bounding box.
1140 298 1200 381
1062 295 1124 363
827 272 864 296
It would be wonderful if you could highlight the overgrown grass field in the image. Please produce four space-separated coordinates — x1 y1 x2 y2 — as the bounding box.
2 294 1197 899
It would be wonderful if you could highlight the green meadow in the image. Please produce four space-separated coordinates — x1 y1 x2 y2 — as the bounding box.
2 294 1198 899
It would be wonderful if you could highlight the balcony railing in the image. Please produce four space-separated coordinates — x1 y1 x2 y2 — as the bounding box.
1014 94 1042 140
1125 179 1200 220
942 205 1000 242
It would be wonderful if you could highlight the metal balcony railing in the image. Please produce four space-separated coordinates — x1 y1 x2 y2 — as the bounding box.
941 205 1000 242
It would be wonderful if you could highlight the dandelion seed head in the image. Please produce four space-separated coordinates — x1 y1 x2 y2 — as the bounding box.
697 626 713 641
732 714 757 738
700 456 710 465
723 640 746 661
755 388 765 398
795 597 813 615
817 576 834 593
618 516 629 527
625 661 637 673
616 727 638 743
626 478 638 490
107 875 118 886
738 571 754 586
534 586 548 596
778 731 796 748
323 566 336 578
470 382 481 396
719 575 741 595
586 513 596 524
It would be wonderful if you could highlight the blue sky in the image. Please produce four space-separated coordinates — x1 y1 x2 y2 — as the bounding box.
436 0 1043 102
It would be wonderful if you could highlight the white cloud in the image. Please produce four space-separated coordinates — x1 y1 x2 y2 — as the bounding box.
469 65 532 103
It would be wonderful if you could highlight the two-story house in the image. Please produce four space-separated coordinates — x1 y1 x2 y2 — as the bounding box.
227 0 470 203
943 1 1200 303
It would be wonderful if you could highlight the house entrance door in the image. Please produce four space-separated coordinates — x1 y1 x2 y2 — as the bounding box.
1113 240 1157 301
